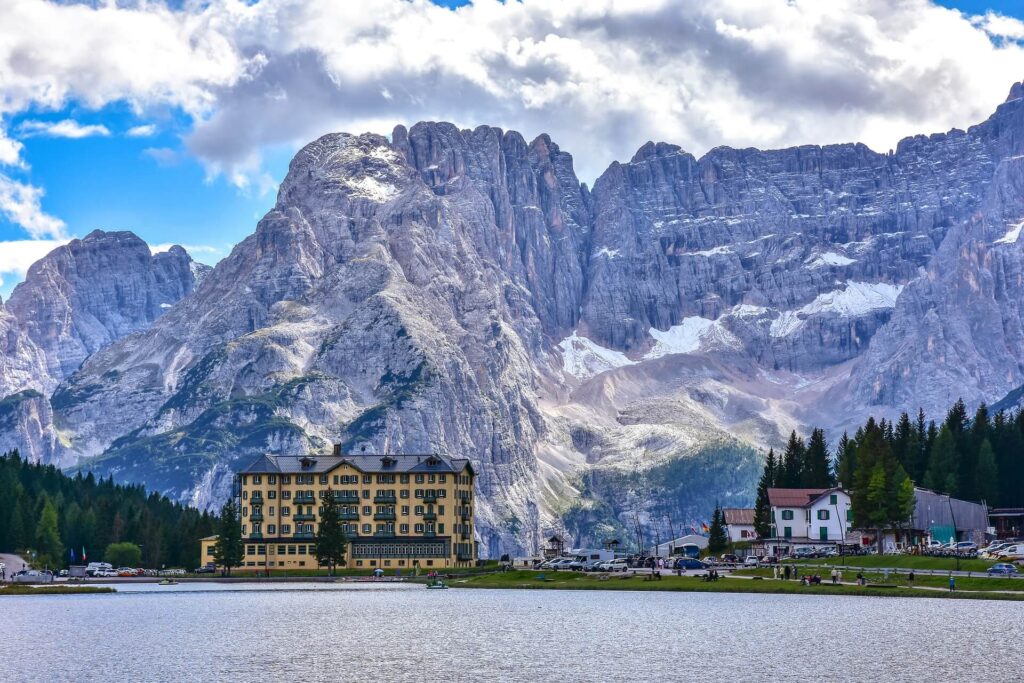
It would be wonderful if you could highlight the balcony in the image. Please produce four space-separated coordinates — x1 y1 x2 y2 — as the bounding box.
374 494 397 504
249 532 263 540
423 492 438 504
460 509 471 520
249 512 264 522
249 494 264 504
340 512 359 521
460 532 470 541
457 551 473 562
374 512 396 521
423 530 437 538
293 493 316 504
373 530 396 538
294 513 316 522
335 493 360 504
423 511 437 521
293 532 314 540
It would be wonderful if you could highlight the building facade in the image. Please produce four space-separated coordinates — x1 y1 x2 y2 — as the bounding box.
723 508 756 543
233 449 477 571
765 488 853 555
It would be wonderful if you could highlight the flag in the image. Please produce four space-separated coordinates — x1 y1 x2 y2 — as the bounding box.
701 522 710 533
82 546 87 563
70 548 76 563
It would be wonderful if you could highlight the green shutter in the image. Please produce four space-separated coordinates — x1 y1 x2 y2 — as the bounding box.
819 526 828 540
784 526 792 538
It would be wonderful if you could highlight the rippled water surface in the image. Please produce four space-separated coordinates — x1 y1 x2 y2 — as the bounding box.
3 582 1020 682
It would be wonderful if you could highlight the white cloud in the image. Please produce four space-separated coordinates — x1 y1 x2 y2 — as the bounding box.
18 119 110 139
150 242 222 256
0 238 70 285
142 147 182 166
0 0 1022 188
126 124 158 137
0 129 23 167
0 174 66 239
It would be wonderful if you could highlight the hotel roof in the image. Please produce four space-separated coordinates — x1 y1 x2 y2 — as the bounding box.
723 508 755 525
240 452 474 476
767 487 846 508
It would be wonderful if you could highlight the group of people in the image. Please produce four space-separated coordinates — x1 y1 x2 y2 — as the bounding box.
700 569 721 582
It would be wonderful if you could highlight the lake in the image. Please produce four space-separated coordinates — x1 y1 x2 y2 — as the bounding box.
2 582 1018 681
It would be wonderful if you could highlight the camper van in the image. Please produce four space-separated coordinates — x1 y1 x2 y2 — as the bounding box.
568 549 616 571
85 562 114 577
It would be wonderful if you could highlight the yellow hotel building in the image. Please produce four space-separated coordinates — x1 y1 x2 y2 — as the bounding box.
221 448 477 571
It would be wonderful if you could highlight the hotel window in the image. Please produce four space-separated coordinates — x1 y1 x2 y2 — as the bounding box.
320 475 328 484
781 510 794 520
242 525 247 535
416 474 425 484
276 545 285 554
297 545 306 554
415 489 423 498
247 545 256 554
268 524 276 534
400 524 409 534
400 474 409 484
439 474 446 483
282 507 290 516
363 475 372 484
257 545 266 555
242 491 248 500
282 475 291 484
438 524 444 534
269 506 275 515
282 525 291 534
242 507 248 517
268 475 277 484
363 506 371 515
400 490 409 499
362 489 370 499
333 475 339 485
817 510 830 520
439 505 445 515
268 491 276 499
253 523 262 533
282 491 291 500
253 475 262 484
829 494 838 505
415 505 424 515
287 546 296 555
439 489 447 498
362 524 372 534
401 506 409 515
415 524 424 533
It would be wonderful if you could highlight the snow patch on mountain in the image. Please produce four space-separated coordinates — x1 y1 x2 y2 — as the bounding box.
770 281 904 337
645 317 741 359
995 220 1024 245
558 332 634 380
807 251 857 268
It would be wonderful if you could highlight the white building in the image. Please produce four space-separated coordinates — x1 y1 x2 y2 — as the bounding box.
723 508 756 543
766 487 853 555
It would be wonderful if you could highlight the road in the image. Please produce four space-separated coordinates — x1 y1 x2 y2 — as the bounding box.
0 553 30 580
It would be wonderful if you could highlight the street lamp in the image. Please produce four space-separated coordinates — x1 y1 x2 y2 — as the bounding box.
946 495 960 572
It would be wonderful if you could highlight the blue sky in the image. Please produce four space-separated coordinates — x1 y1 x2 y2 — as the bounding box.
1 0 1023 298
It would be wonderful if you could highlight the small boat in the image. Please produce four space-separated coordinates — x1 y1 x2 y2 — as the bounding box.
425 579 448 589
158 579 179 586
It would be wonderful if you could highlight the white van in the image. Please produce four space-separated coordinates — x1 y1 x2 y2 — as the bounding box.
997 545 1024 560
85 562 113 577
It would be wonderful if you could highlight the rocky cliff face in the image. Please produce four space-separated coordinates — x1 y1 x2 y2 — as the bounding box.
7 83 1024 556
0 231 208 461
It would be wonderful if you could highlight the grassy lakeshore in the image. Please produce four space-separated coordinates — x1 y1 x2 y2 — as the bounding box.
788 555 993 573
453 571 1024 601
0 584 115 596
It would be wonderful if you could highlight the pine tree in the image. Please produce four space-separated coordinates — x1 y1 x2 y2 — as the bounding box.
213 499 243 575
924 425 958 494
801 428 834 488
315 489 348 575
834 432 856 489
780 431 805 487
35 498 63 568
976 438 998 506
707 504 728 554
753 449 777 538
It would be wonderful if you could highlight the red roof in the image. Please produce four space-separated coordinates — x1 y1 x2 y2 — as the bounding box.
767 488 837 508
723 508 755 525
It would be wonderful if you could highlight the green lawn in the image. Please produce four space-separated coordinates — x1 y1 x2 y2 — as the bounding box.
454 570 1024 601
732 568 1024 592
214 561 500 579
787 555 994 573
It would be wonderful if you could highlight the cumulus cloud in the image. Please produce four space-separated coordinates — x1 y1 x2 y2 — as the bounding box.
126 124 158 137
18 119 111 139
0 174 66 240
1 0 1023 188
142 146 182 166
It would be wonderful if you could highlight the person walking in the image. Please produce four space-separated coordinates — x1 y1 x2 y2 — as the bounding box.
830 568 838 585
856 571 864 586
949 575 955 592
908 570 915 586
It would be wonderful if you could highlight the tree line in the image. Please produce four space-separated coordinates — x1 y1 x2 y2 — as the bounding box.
0 450 216 569
752 399 1024 540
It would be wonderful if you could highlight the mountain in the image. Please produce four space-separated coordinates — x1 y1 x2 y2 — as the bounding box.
6 82 1024 556
0 231 208 461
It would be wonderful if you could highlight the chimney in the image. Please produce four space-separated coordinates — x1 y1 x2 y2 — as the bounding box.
333 444 341 456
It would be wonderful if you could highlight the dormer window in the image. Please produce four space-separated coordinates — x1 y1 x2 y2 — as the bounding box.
425 456 440 467
381 456 397 468
300 457 317 470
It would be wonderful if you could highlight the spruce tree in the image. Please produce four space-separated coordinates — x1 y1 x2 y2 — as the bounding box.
801 428 834 488
315 489 348 575
780 431 805 487
213 499 244 575
753 449 776 538
35 498 63 568
708 504 728 554
834 432 856 489
976 438 998 506
924 425 958 494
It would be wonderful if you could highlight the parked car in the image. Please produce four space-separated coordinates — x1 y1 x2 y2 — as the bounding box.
760 555 780 564
743 556 760 567
550 558 575 570
981 543 1011 558
720 554 740 564
987 563 1020 576
674 558 708 570
955 542 978 552
194 563 217 574
604 558 630 572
